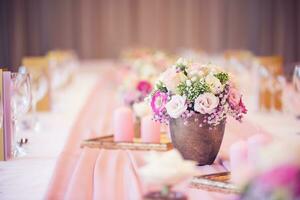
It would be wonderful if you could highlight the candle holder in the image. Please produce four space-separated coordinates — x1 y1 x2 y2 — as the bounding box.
80 134 172 151
143 186 187 200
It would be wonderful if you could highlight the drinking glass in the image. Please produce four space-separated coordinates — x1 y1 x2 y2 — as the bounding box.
293 65 300 92
293 65 300 119
30 72 48 130
11 72 32 157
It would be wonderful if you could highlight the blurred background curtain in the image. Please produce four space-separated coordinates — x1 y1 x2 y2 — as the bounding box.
0 0 299 69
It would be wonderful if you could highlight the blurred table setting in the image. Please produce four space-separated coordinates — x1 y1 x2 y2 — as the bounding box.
0 48 300 200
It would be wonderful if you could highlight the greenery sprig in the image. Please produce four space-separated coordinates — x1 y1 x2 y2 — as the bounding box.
177 80 210 101
214 72 229 84
155 81 168 93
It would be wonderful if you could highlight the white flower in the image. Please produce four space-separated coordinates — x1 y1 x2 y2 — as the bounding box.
194 93 219 114
165 95 187 118
176 57 188 66
159 68 185 92
139 149 197 186
205 74 223 94
186 80 192 87
133 102 151 118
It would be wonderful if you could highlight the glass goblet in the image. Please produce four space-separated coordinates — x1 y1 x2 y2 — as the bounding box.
293 65 300 119
11 72 32 157
30 72 48 130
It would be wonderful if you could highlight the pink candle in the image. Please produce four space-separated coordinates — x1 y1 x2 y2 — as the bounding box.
230 140 248 184
113 106 134 142
141 115 161 143
247 134 272 168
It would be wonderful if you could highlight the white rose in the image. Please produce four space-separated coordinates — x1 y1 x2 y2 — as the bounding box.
194 93 219 114
133 102 151 118
165 95 187 118
139 149 197 186
159 68 184 92
205 74 223 94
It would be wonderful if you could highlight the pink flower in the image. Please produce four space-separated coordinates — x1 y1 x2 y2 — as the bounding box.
136 80 152 94
239 97 247 114
259 164 300 187
258 164 300 196
151 91 168 115
228 87 241 107
194 93 219 114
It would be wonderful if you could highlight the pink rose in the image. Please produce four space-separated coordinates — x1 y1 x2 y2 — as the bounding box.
151 91 168 115
239 97 247 114
136 80 152 94
228 87 241 107
194 93 219 114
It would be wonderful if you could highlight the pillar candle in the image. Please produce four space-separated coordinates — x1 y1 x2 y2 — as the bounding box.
113 106 134 142
247 134 272 168
141 115 161 143
230 140 248 184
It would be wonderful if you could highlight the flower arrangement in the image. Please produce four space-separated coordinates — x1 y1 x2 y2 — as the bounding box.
122 49 173 79
121 77 152 106
239 138 300 200
149 58 247 126
240 164 300 200
139 149 197 198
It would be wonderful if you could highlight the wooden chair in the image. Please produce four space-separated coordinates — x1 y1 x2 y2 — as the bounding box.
256 56 284 111
22 56 52 111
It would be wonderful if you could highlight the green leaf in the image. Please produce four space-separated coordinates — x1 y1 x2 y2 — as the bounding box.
214 72 229 84
155 81 168 93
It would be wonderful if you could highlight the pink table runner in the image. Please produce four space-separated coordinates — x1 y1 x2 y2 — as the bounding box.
45 70 269 200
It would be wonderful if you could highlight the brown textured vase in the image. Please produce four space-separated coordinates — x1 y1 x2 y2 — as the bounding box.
169 114 225 166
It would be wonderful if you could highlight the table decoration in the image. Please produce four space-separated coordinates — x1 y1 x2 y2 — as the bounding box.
120 74 153 138
139 149 197 200
113 106 135 142
149 58 247 165
121 48 172 79
141 115 161 143
190 172 240 194
239 139 300 200
240 164 300 200
80 134 172 151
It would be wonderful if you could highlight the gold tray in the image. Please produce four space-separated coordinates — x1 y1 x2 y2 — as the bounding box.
81 134 173 151
190 172 240 194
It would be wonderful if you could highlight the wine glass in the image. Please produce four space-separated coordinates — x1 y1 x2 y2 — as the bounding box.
293 65 300 92
11 72 32 157
30 71 48 130
293 65 300 119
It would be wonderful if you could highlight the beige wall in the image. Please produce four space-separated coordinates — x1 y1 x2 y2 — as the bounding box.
0 0 299 69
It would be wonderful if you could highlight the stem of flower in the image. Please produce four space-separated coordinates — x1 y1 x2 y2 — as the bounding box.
161 185 171 197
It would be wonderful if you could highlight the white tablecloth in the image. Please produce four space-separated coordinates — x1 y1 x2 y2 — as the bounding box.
0 63 100 200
